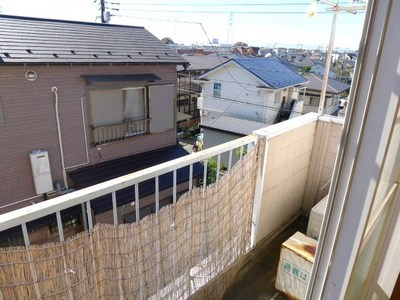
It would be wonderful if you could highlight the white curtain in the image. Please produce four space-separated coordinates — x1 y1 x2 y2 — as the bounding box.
123 88 145 121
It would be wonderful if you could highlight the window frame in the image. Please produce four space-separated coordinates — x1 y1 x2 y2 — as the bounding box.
213 82 222 98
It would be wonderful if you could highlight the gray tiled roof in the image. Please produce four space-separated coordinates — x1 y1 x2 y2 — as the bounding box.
0 15 186 65
304 74 350 94
200 114 267 135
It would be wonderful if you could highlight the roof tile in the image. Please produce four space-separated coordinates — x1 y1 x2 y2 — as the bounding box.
0 15 186 65
233 58 308 89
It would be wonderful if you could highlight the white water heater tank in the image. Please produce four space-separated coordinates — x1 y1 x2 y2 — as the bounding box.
29 150 53 194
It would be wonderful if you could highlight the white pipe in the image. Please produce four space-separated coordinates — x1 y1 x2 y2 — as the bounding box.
65 96 90 170
0 194 42 210
51 87 68 189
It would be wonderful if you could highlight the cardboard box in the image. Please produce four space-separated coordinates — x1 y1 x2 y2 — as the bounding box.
275 232 317 300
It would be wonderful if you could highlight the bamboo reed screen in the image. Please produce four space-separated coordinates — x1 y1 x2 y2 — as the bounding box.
0 142 262 300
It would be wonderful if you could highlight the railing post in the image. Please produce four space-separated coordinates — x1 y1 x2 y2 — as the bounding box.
189 164 193 191
112 191 118 226
155 176 160 212
81 203 88 232
135 184 140 223
216 154 221 183
228 149 233 170
21 223 30 247
250 136 268 247
202 159 208 190
86 201 93 230
56 211 65 242
173 170 177 204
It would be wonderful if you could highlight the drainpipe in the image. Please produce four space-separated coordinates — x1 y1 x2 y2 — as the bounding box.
51 87 68 189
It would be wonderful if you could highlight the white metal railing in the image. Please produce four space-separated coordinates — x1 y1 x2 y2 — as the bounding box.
92 119 150 145
0 135 258 247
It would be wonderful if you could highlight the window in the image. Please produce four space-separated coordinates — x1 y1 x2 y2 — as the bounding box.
309 97 320 107
325 97 333 108
123 88 146 122
274 91 282 104
89 87 149 145
89 84 175 145
213 82 221 97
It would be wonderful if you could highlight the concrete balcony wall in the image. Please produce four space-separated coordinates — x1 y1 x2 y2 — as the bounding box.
252 114 343 245
253 114 317 244
303 117 344 213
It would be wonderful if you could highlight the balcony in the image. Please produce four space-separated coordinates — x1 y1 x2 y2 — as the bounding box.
0 113 343 299
92 118 150 146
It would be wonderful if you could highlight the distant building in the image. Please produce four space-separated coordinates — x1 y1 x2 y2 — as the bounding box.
302 74 350 115
196 57 308 164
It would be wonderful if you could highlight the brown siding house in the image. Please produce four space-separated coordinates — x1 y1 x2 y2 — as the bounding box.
0 15 201 245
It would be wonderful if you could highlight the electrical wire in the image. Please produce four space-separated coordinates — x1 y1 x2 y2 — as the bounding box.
103 1 339 119
109 8 338 14
177 87 308 116
198 92 306 115
197 23 261 95
176 21 311 117
112 15 201 24
110 2 312 7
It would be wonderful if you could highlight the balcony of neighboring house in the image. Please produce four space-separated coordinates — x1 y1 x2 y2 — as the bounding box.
177 71 203 125
88 81 176 146
0 112 343 299
92 118 151 146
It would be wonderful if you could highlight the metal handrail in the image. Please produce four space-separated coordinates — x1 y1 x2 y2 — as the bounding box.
92 119 151 145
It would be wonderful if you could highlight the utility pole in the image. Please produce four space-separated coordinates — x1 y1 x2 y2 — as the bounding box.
318 4 339 115
100 0 106 23
315 0 366 115
226 12 233 45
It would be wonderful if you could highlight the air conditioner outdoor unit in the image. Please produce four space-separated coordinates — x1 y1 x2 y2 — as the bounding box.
306 195 328 240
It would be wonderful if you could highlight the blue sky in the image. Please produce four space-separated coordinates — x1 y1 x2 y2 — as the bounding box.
0 0 366 50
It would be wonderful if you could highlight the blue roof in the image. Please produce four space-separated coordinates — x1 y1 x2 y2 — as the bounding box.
233 58 308 89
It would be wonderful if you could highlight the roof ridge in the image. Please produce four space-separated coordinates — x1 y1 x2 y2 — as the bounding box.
0 14 145 29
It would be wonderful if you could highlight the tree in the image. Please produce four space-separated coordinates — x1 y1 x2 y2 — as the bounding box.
233 41 248 47
301 66 312 74
161 37 174 45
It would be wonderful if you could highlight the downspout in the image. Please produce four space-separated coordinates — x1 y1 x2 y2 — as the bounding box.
51 87 68 189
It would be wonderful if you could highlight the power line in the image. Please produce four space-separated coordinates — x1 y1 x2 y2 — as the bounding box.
110 2 312 6
113 15 201 24
110 8 340 14
106 2 337 118
114 14 362 25
193 91 307 116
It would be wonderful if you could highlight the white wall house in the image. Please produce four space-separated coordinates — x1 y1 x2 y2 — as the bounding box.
311 62 336 79
197 57 308 128
303 73 350 116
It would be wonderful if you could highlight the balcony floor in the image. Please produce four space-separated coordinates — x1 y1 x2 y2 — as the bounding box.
222 216 309 300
